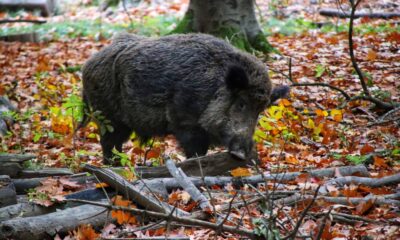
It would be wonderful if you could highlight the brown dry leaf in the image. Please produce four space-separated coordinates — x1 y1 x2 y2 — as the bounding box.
231 167 252 177
367 49 377 60
59 178 82 190
355 198 375 215
180 191 191 204
295 173 310 183
342 185 360 198
387 31 400 43
183 201 198 212
360 144 374 155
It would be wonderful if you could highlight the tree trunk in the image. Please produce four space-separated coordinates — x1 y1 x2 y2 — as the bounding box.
173 0 273 53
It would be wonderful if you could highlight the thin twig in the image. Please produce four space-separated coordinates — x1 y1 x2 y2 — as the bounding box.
282 185 321 240
66 199 257 239
315 207 332 240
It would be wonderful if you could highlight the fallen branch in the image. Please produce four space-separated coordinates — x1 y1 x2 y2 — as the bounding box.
276 193 400 206
320 8 400 19
291 82 350 100
134 152 251 178
0 19 46 24
66 199 257 239
0 204 108 240
0 202 56 222
327 172 400 187
84 164 189 217
347 0 398 111
18 168 73 178
165 159 212 211
0 175 16 208
0 153 35 163
138 165 369 193
310 211 380 225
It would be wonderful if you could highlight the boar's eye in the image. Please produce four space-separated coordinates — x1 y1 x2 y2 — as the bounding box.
225 65 249 90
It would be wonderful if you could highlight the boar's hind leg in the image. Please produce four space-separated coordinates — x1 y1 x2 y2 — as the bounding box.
175 128 209 158
100 122 132 165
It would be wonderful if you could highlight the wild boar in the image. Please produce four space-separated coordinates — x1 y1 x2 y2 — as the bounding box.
82 33 289 164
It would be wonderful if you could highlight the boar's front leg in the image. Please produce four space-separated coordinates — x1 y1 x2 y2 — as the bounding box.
100 122 132 165
175 127 210 158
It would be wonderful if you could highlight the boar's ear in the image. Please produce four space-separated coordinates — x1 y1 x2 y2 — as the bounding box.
225 65 249 90
271 85 290 103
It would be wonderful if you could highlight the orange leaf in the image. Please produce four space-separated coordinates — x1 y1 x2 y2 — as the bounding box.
231 167 252 177
360 144 374 155
152 227 166 236
280 98 291 106
315 109 328 117
96 182 109 188
285 155 299 165
76 224 99 240
295 173 310 183
146 148 160 159
373 156 388 168
367 49 377 60
183 201 198 212
111 196 137 225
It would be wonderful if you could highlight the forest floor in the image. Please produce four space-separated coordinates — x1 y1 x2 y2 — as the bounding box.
0 0 399 239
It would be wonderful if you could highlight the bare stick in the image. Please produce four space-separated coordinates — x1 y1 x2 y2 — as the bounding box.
165 159 212 211
291 82 350 100
66 199 257 239
315 207 332 240
283 186 321 239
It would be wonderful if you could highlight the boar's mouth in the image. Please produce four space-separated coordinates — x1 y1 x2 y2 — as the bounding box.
228 136 253 161
229 150 247 160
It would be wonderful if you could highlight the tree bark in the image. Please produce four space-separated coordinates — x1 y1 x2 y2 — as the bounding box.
173 0 273 53
0 176 17 208
0 204 108 240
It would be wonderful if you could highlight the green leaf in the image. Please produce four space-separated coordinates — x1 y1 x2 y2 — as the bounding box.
315 64 326 78
33 132 42 143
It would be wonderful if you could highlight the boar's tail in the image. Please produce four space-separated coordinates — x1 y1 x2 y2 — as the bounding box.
271 85 290 103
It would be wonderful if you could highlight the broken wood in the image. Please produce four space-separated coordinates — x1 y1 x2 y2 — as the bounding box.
0 202 56 221
18 168 73 178
327 173 400 187
0 0 57 17
13 173 94 194
319 8 400 19
0 204 108 240
276 193 400 206
0 19 46 24
134 152 252 178
0 97 15 136
165 159 212 211
67 199 257 239
137 165 370 193
0 153 35 163
84 164 190 217
0 175 16 208
0 163 21 178
0 32 39 42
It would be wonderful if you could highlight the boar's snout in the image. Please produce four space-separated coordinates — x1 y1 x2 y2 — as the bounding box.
228 136 254 160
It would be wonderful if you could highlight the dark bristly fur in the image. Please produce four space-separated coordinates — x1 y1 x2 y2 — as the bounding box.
82 33 289 164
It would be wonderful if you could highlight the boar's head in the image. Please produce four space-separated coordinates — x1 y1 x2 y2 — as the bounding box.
200 65 289 160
